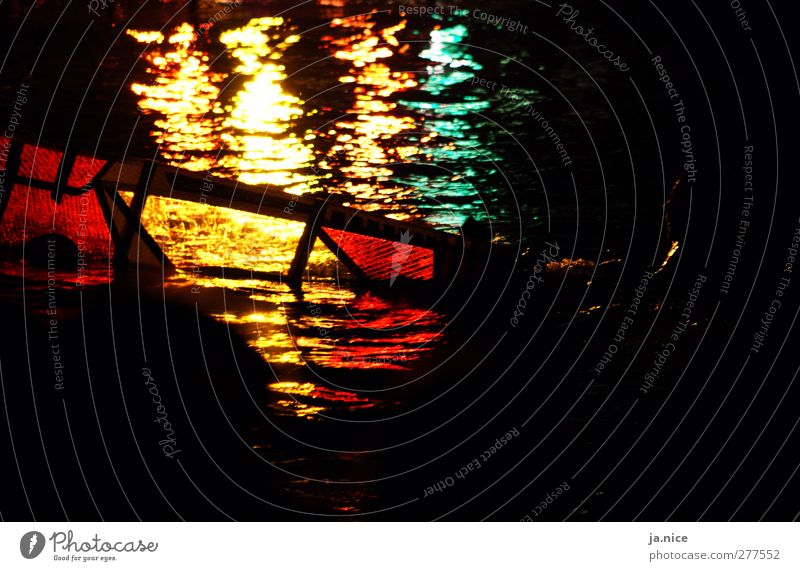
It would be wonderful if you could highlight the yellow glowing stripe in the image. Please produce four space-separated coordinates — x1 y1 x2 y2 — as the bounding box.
217 18 316 192
660 241 680 269
120 192 336 276
128 23 225 173
126 29 164 43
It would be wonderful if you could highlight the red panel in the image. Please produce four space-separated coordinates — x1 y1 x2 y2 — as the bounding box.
17 144 63 182
322 227 433 281
0 184 113 259
68 155 107 188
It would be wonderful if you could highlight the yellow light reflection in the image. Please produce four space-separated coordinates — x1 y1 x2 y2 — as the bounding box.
218 18 315 193
267 381 376 419
274 400 327 418
324 17 420 213
128 19 318 192
128 24 224 172
212 309 304 365
660 241 680 269
126 30 164 44
124 192 336 277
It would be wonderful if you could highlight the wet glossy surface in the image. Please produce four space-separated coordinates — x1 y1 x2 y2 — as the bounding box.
0 0 628 517
119 9 522 417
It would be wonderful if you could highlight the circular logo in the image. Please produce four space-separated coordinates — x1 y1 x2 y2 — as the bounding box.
20 531 46 559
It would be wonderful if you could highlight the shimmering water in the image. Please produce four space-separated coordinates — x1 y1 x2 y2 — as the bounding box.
124 12 536 228
0 0 636 516
2 0 628 426
115 7 542 409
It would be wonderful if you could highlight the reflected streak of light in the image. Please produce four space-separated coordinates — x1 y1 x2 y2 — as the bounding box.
219 18 315 192
124 18 450 381
122 192 336 277
267 381 377 419
660 241 680 269
128 24 224 172
324 18 419 210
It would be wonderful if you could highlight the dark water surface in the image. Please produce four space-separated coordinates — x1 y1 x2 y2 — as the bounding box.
2 0 798 521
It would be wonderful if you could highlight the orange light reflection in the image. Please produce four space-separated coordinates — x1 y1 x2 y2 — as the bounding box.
218 18 315 193
128 24 224 172
324 17 420 215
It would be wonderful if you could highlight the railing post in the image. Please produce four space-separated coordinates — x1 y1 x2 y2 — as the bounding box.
286 198 326 288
